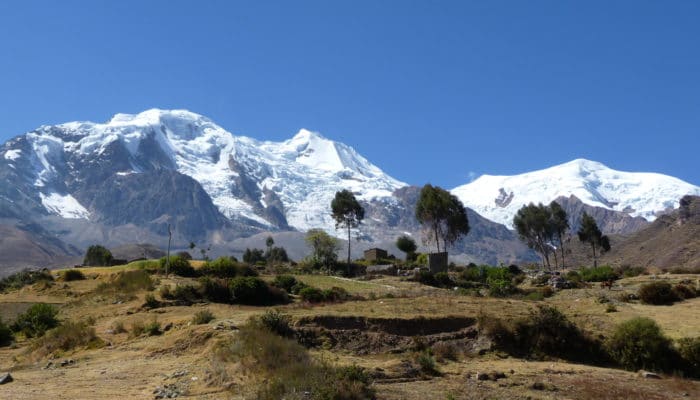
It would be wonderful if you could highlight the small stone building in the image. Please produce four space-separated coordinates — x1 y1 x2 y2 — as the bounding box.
364 248 388 262
428 252 448 273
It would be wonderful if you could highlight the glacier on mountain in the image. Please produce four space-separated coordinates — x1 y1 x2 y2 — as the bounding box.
20 109 406 233
451 159 700 229
8 109 699 237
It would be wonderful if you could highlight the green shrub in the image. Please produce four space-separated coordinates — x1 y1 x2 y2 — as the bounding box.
415 351 440 376
229 276 287 305
486 268 516 297
62 269 86 281
200 256 257 278
259 310 294 338
144 319 162 336
485 306 605 364
83 244 113 266
12 303 59 338
271 275 298 293
0 318 13 347
677 337 700 377
159 255 197 277
290 281 310 295
579 265 619 282
192 309 215 325
143 293 161 309
434 272 453 287
322 286 351 302
514 306 600 361
412 269 440 287
617 265 646 278
0 269 53 292
299 286 325 303
605 317 674 372
459 265 486 283
199 277 231 303
672 284 697 300
638 282 679 305
167 284 202 304
30 320 102 357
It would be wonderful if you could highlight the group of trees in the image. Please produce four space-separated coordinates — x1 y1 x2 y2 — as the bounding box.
243 236 289 265
307 184 471 272
512 201 569 269
514 202 610 269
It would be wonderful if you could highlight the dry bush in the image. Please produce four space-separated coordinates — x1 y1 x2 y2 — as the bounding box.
211 320 374 399
30 320 103 358
431 342 459 362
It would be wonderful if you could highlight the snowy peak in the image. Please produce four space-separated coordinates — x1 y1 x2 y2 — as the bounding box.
4 109 406 232
452 158 700 229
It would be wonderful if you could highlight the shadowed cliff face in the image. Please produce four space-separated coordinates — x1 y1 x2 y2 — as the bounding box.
554 195 650 235
602 195 700 271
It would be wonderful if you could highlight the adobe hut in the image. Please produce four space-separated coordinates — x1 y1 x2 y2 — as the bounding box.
364 248 388 263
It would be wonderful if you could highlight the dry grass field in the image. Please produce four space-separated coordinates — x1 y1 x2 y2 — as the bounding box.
0 265 698 399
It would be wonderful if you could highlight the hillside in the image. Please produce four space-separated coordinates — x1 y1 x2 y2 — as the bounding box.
1 264 699 399
603 195 700 271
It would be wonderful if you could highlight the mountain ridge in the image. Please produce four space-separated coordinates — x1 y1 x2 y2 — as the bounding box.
1 109 698 271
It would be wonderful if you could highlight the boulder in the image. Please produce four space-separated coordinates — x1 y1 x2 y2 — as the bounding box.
0 373 13 384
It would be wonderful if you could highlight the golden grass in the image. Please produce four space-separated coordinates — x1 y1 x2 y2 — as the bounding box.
1 265 699 399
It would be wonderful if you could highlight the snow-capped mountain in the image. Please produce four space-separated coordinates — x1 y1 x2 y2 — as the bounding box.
1 109 697 271
451 159 700 229
1 109 404 234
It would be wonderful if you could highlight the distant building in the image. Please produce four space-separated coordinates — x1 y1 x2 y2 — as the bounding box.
364 248 388 262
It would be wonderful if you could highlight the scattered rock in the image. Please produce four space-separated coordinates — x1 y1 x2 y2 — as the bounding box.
0 373 13 384
638 370 661 379
212 320 238 330
153 383 186 399
170 370 188 378
43 361 54 370
490 371 506 380
60 359 75 367
531 382 546 390
476 371 506 381
163 322 174 332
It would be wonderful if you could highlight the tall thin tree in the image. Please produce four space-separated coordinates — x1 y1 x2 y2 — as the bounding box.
331 190 365 274
548 201 569 269
577 212 610 267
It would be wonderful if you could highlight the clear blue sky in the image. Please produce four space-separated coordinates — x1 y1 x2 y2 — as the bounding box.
1 1 698 188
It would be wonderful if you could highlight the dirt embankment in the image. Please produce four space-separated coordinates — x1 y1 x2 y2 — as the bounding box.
294 315 481 354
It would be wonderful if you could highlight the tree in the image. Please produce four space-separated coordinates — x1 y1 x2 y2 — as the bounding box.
265 236 274 253
577 212 610 267
267 246 289 264
396 235 417 261
415 184 470 253
331 189 365 271
305 228 339 269
548 201 569 269
243 248 265 264
83 245 113 266
513 203 553 269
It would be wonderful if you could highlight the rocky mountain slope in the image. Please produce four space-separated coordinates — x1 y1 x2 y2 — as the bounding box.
602 195 700 272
